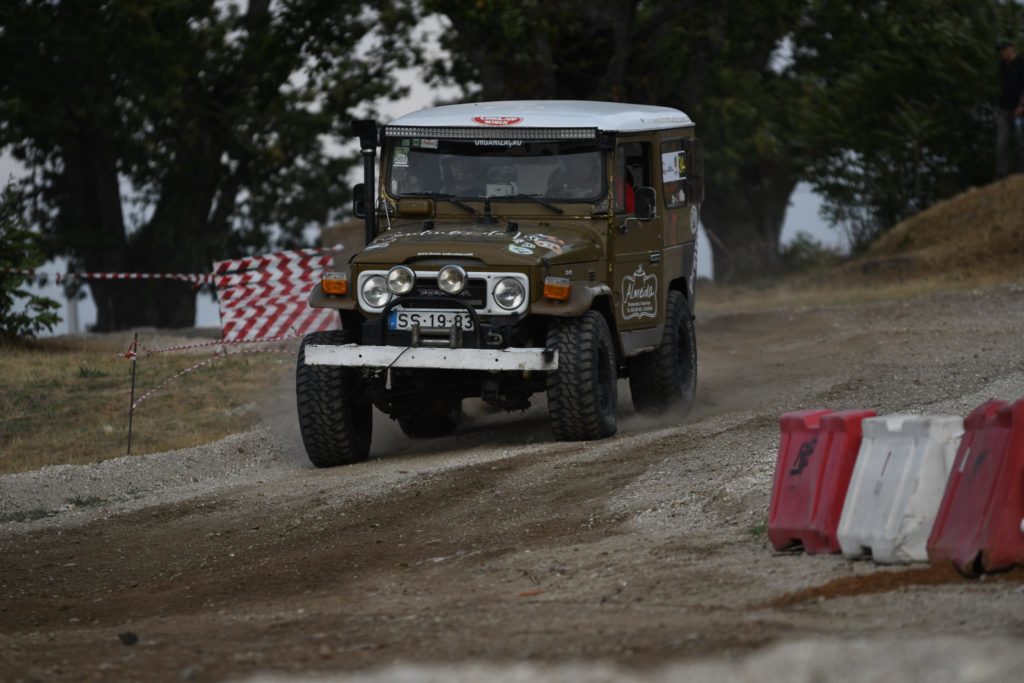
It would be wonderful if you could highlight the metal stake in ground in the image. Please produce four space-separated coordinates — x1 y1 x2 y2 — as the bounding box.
127 333 138 455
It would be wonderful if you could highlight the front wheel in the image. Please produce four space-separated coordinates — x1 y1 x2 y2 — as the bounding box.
546 310 618 441
295 330 372 467
627 290 697 416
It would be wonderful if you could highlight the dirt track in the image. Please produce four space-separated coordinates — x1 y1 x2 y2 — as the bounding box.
3 283 1024 682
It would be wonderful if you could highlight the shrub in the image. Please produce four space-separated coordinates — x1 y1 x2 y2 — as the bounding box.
0 188 60 341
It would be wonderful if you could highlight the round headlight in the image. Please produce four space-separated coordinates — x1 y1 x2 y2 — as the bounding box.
437 265 467 295
361 275 390 308
493 277 526 310
386 265 415 295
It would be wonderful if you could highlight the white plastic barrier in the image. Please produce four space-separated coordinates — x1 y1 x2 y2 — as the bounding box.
837 415 963 563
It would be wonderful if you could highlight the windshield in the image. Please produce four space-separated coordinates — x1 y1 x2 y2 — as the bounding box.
386 138 605 202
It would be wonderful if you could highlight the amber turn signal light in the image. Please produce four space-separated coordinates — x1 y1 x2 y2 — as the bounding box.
321 272 348 295
543 276 571 302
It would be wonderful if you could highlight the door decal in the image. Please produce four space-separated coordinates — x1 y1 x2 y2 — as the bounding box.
622 265 658 320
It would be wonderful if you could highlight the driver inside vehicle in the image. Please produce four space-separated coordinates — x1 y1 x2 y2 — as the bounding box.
442 155 484 197
546 151 601 199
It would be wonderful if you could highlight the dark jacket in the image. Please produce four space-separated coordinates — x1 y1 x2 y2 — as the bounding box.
998 55 1024 111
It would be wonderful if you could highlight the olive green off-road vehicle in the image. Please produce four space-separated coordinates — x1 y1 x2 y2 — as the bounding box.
297 101 703 466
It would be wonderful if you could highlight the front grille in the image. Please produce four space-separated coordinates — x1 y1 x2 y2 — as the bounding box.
407 278 487 309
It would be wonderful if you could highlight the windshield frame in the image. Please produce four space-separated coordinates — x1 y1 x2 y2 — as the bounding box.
382 136 608 205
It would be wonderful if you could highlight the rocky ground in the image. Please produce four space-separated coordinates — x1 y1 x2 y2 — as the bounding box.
2 283 1024 682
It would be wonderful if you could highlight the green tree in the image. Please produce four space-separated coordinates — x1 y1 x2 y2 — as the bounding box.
793 0 1004 251
0 188 60 341
0 0 412 330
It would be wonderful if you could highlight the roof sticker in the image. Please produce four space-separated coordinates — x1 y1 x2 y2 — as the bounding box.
472 116 523 126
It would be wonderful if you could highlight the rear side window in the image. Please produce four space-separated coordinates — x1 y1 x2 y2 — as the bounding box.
659 136 700 205
661 138 691 208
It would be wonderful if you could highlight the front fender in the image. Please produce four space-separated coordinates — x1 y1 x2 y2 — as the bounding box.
530 283 611 317
309 282 359 311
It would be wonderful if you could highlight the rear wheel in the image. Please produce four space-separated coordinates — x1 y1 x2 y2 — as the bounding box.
546 310 618 440
628 290 697 416
398 399 462 438
295 330 372 467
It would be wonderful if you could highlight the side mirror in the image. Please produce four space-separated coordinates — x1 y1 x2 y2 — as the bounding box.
634 186 656 221
352 183 365 218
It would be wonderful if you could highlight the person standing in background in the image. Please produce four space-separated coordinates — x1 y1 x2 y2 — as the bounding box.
995 38 1024 178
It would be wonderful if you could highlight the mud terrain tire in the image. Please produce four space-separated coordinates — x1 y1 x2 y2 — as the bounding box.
398 400 463 438
296 330 372 467
546 310 618 440
628 290 697 416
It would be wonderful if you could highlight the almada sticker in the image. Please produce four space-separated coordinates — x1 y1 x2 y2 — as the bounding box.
622 264 657 320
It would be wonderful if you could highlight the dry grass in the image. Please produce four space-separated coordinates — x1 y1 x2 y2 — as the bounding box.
699 269 1024 314
702 175 1024 313
0 333 295 475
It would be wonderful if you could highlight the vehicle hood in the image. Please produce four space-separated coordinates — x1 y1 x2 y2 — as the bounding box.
353 220 603 266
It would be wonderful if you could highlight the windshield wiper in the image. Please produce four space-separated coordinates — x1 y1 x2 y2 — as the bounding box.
507 193 564 215
403 192 478 216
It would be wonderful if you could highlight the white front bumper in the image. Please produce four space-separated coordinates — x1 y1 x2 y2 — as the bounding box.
304 344 558 371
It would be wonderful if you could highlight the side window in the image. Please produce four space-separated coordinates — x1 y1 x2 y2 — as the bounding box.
661 137 704 207
613 142 651 214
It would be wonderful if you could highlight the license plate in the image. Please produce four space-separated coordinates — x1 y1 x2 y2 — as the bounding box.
388 309 475 331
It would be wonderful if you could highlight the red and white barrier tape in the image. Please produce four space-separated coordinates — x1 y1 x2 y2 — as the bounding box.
4 268 212 285
4 244 344 288
129 348 296 411
11 246 343 344
212 246 341 274
136 334 299 356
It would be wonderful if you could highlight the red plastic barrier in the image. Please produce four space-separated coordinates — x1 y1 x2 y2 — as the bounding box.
768 409 876 553
927 398 1024 574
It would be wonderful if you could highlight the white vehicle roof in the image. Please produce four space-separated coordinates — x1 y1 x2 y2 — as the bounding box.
388 100 693 133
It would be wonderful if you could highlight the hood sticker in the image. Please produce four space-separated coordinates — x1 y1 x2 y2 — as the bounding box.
364 230 569 256
507 232 566 256
364 236 394 252
622 265 658 320
472 115 523 126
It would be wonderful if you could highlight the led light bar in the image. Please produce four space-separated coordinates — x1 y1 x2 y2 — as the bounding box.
384 126 597 141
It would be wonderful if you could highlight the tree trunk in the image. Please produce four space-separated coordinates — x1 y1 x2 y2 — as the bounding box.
89 280 197 331
701 164 797 282
59 131 202 332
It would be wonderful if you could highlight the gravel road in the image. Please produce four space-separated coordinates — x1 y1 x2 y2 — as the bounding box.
2 283 1024 682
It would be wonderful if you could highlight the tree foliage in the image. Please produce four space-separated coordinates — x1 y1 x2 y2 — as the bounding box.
424 0 1017 275
0 0 413 329
794 0 1005 251
0 188 60 341
2 0 1018 304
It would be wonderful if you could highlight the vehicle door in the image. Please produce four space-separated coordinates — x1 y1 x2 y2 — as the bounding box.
611 137 663 342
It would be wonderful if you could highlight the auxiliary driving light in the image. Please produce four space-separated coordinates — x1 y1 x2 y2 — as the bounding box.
361 275 390 308
493 277 526 310
437 265 468 295
386 265 416 295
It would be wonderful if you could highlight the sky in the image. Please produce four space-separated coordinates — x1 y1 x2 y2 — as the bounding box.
2 26 843 335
